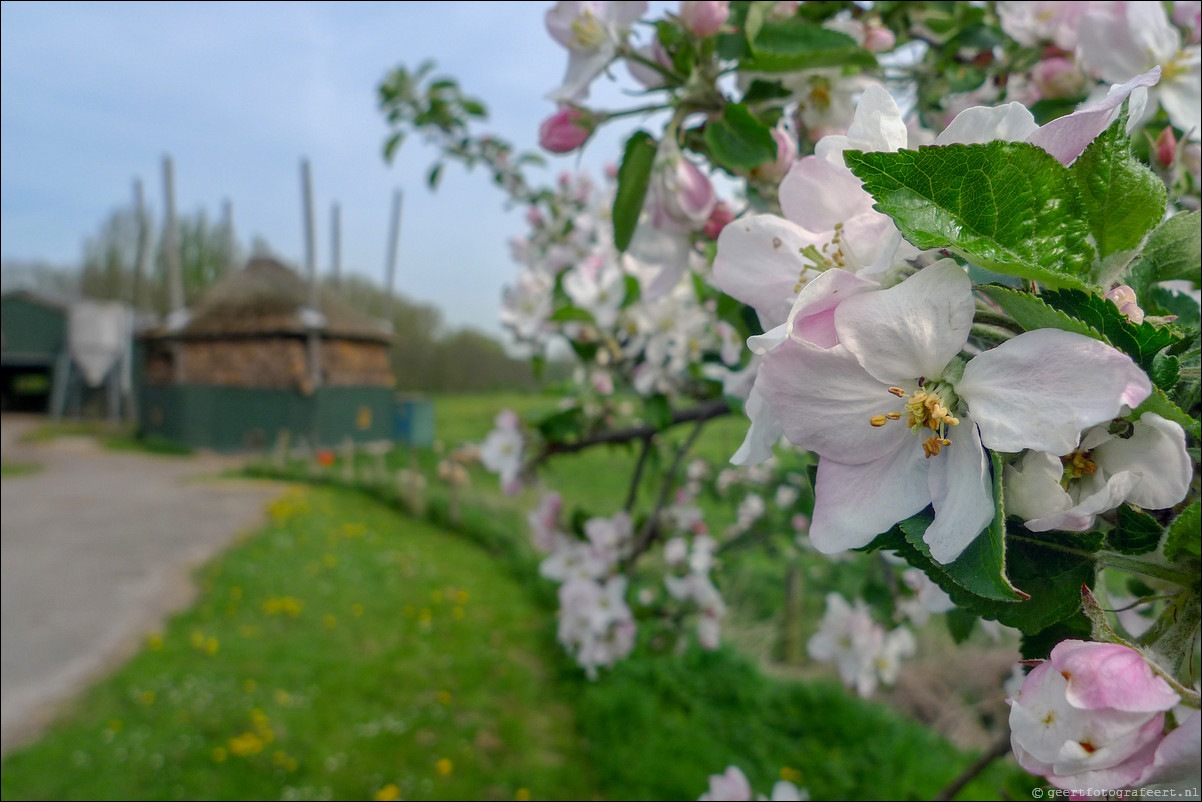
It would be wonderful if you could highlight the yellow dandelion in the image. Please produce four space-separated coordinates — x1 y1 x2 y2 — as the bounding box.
515 789 530 801
322 553 338 568
322 614 338 630
244 679 258 693
780 767 803 784
452 606 465 620
435 758 453 776
272 750 297 771
228 732 264 756
437 690 452 706
107 718 122 733
351 603 364 617
146 633 164 651
374 784 401 802
212 746 227 763
418 609 433 626
274 689 291 706
139 690 155 706
205 636 219 655
189 630 205 649
455 590 469 604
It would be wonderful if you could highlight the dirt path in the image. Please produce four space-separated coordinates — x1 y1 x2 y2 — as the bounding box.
0 416 284 755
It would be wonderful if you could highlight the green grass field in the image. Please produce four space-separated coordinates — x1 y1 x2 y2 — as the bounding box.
1 396 1037 800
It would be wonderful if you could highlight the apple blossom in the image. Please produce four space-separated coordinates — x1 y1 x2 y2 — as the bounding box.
1004 413 1192 533
1009 640 1182 792
808 593 915 697
546 1 648 102
996 1 1086 50
1077 2 1201 140
756 261 1152 563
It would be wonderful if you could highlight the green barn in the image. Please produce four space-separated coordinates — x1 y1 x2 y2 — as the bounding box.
138 257 397 451
0 290 68 413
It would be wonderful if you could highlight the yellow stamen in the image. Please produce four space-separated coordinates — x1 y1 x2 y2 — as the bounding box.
869 415 889 427
888 387 906 397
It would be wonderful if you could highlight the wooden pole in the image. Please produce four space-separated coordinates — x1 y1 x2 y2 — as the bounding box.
131 178 151 311
162 156 183 316
330 202 342 288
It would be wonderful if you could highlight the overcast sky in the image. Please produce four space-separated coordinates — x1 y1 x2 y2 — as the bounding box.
1 1 667 337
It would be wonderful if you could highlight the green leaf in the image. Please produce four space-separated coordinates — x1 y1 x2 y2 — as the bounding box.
871 522 1094 634
1020 611 1091 660
548 305 596 324
743 20 876 72
620 274 641 310
427 162 444 190
1132 387 1200 439
977 285 1102 339
643 394 673 431
1163 498 1201 562
899 454 1024 602
613 131 657 253
1151 349 1181 392
1040 288 1179 374
741 79 793 104
704 104 778 172
845 143 1096 289
537 407 583 442
1147 286 1201 329
1107 505 1164 556
946 608 978 644
1071 109 1166 260
1127 212 1202 294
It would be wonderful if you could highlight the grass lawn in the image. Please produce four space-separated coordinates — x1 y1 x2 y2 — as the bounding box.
1 481 1034 801
0 485 594 801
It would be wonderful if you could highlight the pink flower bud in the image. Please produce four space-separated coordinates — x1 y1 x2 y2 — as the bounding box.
861 23 895 52
655 154 716 229
703 201 735 240
539 107 593 153
1155 126 1178 167
679 0 730 37
1106 285 1145 324
751 126 797 182
526 206 544 227
1009 640 1180 792
1032 57 1084 100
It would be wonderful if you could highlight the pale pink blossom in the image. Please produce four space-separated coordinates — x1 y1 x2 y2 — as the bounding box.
756 261 1152 563
680 0 730 37
546 1 648 101
1009 640 1181 792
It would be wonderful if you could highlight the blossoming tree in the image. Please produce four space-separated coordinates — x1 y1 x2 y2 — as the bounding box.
379 1 1200 796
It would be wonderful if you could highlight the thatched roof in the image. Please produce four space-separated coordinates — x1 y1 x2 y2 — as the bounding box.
160 258 390 342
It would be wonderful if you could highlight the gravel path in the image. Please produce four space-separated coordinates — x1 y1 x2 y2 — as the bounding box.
0 416 283 755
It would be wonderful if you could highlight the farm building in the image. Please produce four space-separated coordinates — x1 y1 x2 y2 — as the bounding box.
2 290 135 418
1 290 68 413
138 256 396 451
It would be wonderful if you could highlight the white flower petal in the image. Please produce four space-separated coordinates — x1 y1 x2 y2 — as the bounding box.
1027 68 1162 164
936 102 1039 145
785 268 879 349
730 386 782 466
779 156 866 231
713 214 823 330
1094 413 1193 510
758 342 912 462
925 418 995 564
1026 471 1141 532
1006 451 1075 522
958 329 1152 455
834 260 975 385
809 442 931 553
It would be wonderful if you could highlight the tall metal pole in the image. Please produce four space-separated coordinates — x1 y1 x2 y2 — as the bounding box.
162 155 184 316
220 198 235 277
384 188 403 299
330 201 342 289
300 158 322 390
